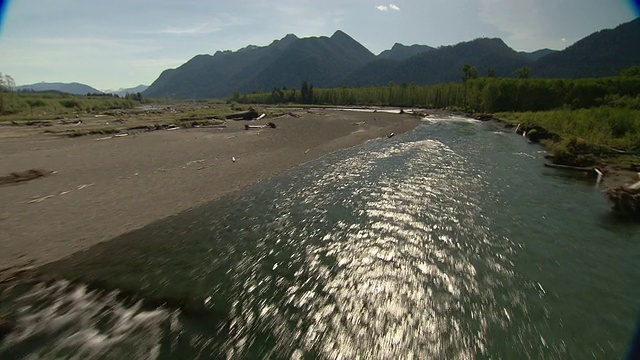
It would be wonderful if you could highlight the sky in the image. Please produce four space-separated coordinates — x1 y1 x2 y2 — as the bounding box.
0 0 638 90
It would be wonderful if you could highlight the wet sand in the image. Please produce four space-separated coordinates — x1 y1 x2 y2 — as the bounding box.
0 110 421 273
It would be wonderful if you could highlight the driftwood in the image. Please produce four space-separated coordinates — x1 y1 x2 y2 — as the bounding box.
244 122 276 130
604 147 640 155
475 113 494 121
0 169 52 185
543 163 604 184
227 109 259 120
543 163 595 173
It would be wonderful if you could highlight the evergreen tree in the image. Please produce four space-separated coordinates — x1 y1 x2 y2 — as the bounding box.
515 66 532 79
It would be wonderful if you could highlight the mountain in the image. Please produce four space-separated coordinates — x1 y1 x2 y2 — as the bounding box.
346 38 529 86
246 30 375 91
145 34 300 98
16 82 102 95
378 43 434 61
144 31 375 98
105 85 148 97
144 18 640 99
519 49 557 62
534 17 640 78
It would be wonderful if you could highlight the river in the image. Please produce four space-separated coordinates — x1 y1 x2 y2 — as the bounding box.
1 115 639 359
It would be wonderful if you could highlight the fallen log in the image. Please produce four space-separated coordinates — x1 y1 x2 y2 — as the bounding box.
605 147 640 155
244 122 276 130
543 163 603 182
543 163 595 173
227 109 259 120
475 113 494 121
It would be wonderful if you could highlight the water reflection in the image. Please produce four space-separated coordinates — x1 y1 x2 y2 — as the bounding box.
1 118 638 359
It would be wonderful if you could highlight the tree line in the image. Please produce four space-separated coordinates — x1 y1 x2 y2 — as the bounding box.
231 67 640 113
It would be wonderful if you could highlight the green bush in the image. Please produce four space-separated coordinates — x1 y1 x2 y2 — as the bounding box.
59 99 81 108
26 99 46 107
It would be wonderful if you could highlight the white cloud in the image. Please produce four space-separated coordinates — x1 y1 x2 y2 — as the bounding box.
376 4 399 12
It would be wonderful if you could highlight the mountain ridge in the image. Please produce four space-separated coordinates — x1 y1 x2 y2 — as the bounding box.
378 43 435 61
16 82 103 95
140 17 640 98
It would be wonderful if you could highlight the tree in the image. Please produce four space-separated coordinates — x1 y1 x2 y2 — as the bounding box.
485 68 497 78
0 73 15 91
300 80 314 104
460 64 477 109
124 92 143 101
515 66 532 79
301 80 309 103
620 66 640 77
460 64 478 83
0 73 16 115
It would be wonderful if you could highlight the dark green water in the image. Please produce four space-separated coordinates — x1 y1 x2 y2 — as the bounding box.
1 116 639 359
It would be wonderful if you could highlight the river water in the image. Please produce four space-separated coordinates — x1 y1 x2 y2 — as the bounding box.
1 116 639 359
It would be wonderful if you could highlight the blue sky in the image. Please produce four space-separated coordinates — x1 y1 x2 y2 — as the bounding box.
0 0 637 90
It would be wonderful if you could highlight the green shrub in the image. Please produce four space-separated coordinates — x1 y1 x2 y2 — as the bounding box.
26 99 46 107
59 99 81 108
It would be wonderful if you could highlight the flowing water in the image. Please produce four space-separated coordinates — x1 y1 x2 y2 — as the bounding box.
1 116 639 359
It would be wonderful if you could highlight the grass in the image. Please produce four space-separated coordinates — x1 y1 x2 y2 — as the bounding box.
0 92 137 120
497 107 640 166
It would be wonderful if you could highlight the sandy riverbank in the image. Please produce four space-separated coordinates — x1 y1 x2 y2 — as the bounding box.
0 109 421 274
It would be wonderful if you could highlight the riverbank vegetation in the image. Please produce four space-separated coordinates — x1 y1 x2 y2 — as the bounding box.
231 72 640 112
231 67 640 168
497 107 640 167
0 91 140 119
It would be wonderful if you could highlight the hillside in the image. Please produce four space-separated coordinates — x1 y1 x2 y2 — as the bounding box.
105 85 149 97
378 43 434 61
534 17 640 78
144 31 374 99
346 38 529 87
519 49 557 62
16 82 102 95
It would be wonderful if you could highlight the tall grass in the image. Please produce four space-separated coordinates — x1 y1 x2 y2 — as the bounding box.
0 92 138 120
497 107 640 166
497 108 640 151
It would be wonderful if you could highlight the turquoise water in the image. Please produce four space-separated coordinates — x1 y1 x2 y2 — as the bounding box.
1 116 639 359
